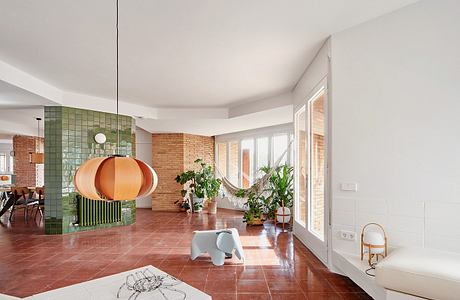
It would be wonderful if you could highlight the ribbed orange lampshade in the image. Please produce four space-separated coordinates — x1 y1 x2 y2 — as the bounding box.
74 156 158 201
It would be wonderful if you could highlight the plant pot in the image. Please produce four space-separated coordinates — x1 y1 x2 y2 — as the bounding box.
192 195 204 213
207 199 217 214
276 207 291 223
247 217 264 226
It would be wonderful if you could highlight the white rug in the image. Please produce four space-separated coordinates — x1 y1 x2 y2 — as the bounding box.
24 265 211 300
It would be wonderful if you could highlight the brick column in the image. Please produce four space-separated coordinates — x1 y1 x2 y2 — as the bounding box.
13 135 43 187
152 133 215 211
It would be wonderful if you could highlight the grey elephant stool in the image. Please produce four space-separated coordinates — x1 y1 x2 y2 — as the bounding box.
191 228 245 266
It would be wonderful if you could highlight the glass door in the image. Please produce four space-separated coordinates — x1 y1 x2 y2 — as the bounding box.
307 90 326 241
294 86 329 264
294 107 307 226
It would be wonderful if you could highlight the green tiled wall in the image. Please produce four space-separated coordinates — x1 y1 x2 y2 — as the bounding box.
44 106 136 234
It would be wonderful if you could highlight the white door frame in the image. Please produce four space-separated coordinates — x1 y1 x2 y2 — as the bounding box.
293 77 330 265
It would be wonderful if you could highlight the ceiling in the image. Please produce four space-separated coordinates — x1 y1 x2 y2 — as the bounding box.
0 81 55 109
0 81 47 137
0 107 44 137
0 0 418 110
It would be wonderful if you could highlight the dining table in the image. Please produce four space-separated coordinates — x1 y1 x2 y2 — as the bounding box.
0 186 38 219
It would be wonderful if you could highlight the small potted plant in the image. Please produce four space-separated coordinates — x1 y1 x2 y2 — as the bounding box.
200 161 222 214
236 187 265 226
268 164 294 224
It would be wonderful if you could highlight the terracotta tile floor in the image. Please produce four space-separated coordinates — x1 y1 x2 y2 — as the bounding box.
0 209 371 299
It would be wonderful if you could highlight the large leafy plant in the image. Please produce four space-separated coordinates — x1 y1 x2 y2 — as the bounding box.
266 164 294 208
237 164 294 223
175 159 221 201
236 187 265 223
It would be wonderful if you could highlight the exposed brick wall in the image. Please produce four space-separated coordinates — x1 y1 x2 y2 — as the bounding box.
13 135 44 187
151 133 215 211
183 134 215 171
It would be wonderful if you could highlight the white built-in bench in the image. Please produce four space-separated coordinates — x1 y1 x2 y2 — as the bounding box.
375 247 460 300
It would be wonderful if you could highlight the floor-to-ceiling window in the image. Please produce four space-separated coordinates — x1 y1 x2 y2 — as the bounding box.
273 133 288 166
241 139 254 188
295 106 306 225
309 93 325 239
215 126 293 188
293 86 328 264
228 141 239 185
216 142 227 178
256 137 269 178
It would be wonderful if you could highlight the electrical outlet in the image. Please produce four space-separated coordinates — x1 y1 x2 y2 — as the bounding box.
341 183 358 192
339 230 356 241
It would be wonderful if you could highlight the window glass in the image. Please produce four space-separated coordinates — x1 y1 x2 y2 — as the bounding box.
309 93 325 240
228 141 239 186
241 139 254 188
256 137 269 177
0 153 6 173
217 129 293 188
295 107 306 225
9 155 13 173
289 133 294 166
216 143 227 178
36 164 44 187
273 134 288 166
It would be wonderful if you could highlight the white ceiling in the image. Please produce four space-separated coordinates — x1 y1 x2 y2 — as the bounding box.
0 0 418 110
137 104 293 136
0 107 44 137
0 81 47 137
0 81 55 109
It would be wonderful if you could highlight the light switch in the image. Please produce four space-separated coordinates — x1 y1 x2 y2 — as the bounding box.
341 183 358 192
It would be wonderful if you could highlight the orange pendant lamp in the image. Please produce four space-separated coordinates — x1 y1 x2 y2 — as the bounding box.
73 0 158 201
74 156 158 201
30 117 44 164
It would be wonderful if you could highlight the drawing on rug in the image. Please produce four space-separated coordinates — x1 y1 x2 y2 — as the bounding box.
117 268 186 300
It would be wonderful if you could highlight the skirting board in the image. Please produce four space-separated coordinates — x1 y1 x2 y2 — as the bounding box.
332 251 425 300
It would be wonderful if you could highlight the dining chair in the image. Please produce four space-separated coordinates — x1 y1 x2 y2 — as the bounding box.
33 187 45 222
9 187 37 222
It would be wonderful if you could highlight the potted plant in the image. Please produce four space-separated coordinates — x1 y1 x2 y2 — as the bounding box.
175 159 221 214
236 187 265 225
175 169 204 213
195 159 222 214
267 164 294 224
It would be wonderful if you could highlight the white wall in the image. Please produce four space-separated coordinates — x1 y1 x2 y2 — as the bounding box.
135 126 153 208
330 0 460 255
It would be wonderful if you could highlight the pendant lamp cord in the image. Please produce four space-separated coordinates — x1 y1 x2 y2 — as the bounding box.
116 0 120 153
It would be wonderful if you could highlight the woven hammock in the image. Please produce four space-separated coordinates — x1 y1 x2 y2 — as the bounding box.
214 140 294 208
